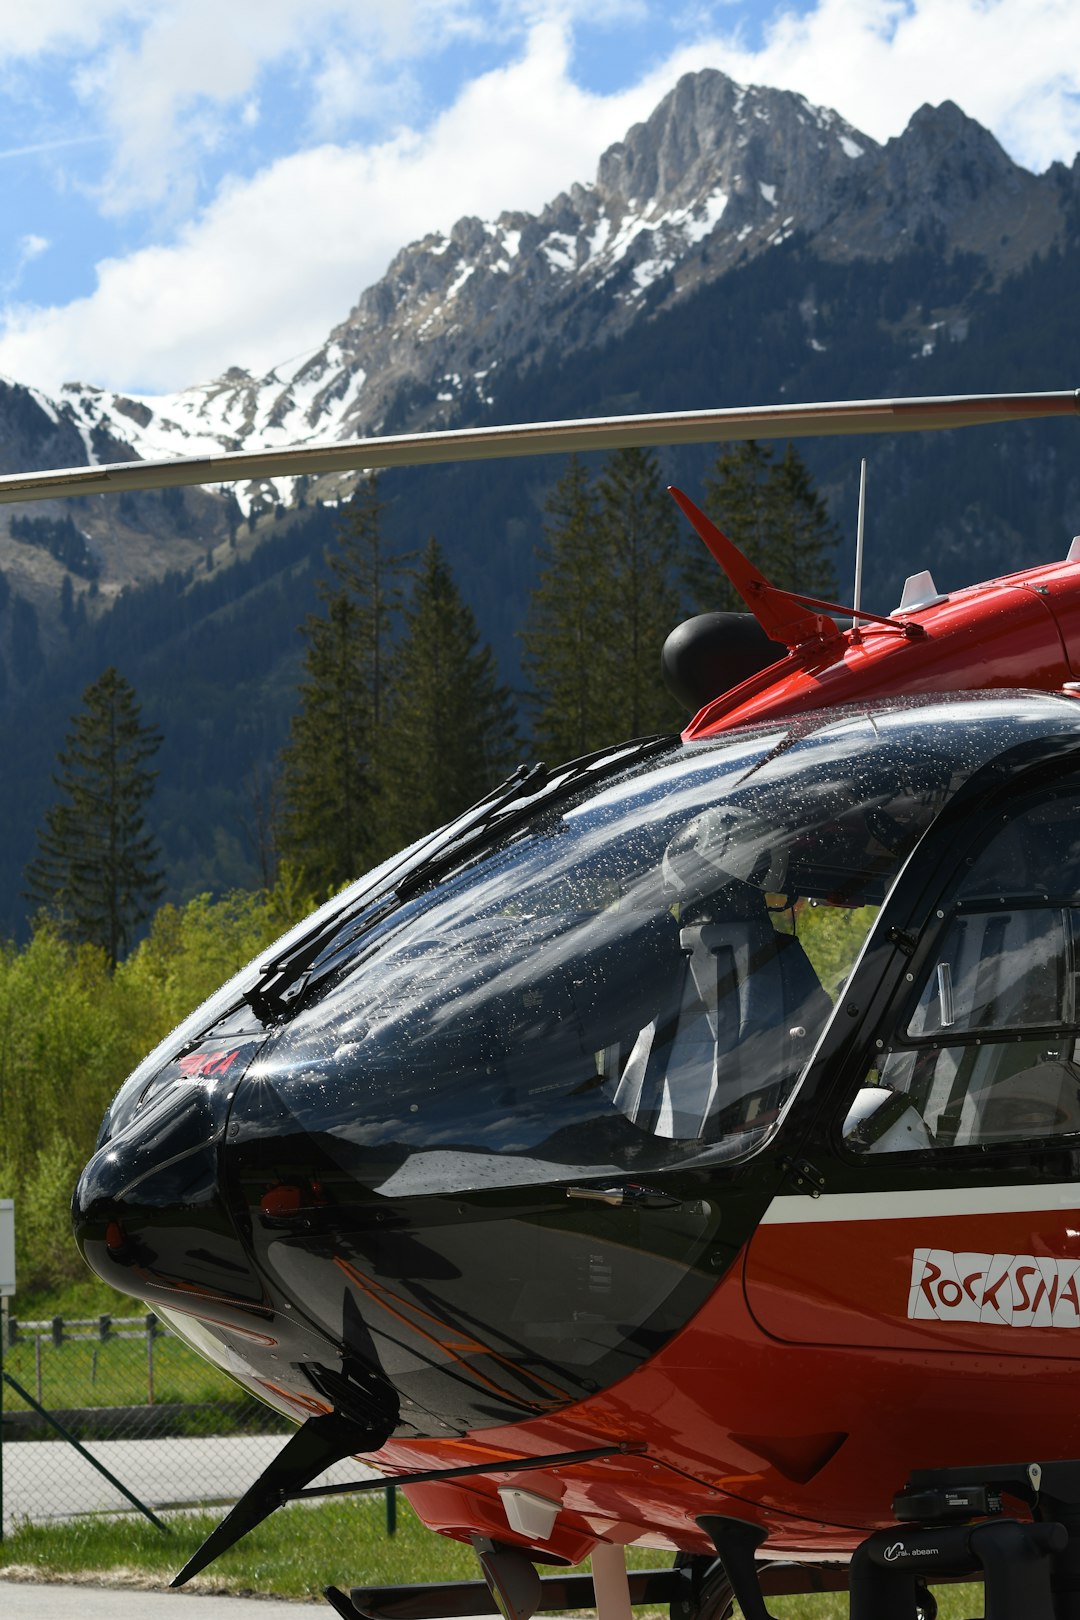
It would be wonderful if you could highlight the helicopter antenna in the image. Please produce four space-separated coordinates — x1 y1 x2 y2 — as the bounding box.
851 458 867 643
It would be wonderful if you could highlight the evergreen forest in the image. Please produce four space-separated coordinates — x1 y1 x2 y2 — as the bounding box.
0 220 1078 939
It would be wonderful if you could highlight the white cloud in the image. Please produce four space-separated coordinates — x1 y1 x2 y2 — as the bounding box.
58 0 503 216
0 19 663 392
1 233 51 298
0 2 129 59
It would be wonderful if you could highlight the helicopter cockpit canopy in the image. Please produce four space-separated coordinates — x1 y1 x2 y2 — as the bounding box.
215 693 1080 1202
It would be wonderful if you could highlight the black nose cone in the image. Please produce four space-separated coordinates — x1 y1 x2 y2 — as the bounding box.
74 1059 264 1312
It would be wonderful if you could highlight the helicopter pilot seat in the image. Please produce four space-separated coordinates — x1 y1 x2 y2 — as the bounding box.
606 810 833 1145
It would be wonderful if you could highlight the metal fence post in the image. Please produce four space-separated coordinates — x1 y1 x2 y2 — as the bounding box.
385 1484 397 1536
146 1312 157 1406
3 1307 305 1528
1 1296 6 1542
2 1371 170 1534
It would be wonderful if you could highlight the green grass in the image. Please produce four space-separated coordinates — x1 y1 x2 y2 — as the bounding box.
3 1329 274 1418
0 1497 486 1599
8 1277 133 1321
4 1276 283 1425
0 1496 984 1615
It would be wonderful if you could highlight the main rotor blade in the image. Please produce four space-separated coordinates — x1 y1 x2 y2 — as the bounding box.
0 387 1076 505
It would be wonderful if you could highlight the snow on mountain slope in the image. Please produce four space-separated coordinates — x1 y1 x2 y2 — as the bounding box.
22 69 1076 512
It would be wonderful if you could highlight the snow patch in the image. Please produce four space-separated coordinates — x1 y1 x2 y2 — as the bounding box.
839 135 865 160
446 262 475 299
759 182 777 206
586 217 612 261
632 254 676 291
682 188 729 243
540 232 577 271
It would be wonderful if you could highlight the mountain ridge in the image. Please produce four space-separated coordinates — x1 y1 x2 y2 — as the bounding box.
20 71 1074 502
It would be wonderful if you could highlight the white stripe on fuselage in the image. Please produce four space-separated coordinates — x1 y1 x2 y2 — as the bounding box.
761 1184 1080 1224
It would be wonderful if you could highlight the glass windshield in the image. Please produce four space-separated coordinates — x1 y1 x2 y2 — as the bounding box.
242 695 1080 1197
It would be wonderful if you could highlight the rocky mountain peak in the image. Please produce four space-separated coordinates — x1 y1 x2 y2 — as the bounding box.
9 68 1073 521
595 68 874 219
887 98 1024 196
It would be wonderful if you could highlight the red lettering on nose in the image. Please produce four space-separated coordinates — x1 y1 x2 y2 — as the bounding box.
962 1269 982 1302
1061 1275 1080 1316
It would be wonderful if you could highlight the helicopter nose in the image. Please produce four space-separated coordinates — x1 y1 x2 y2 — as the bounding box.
73 1057 266 1312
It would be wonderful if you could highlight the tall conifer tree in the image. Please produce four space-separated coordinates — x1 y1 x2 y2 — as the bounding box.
521 456 613 760
767 442 840 599
684 440 838 611
597 446 682 739
382 538 519 847
278 473 406 891
25 666 163 967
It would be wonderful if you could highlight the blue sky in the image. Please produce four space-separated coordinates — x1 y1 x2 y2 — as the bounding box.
0 0 1075 397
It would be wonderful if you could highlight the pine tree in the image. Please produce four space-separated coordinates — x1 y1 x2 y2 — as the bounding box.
24 667 163 967
277 474 406 891
382 538 519 847
596 446 682 739
767 442 840 600
521 456 613 760
684 440 838 612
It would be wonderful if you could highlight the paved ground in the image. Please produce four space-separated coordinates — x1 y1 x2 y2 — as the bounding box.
0 1581 320 1615
4 1436 376 1530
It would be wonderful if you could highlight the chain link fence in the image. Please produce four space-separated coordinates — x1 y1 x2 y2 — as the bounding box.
0 1303 371 1532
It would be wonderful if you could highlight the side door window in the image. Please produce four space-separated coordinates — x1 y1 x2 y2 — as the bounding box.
842 791 1080 1154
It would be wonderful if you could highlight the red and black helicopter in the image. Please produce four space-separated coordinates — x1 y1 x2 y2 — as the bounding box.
5 388 1080 1620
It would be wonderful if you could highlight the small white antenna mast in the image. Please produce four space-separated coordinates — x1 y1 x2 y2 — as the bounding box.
851 458 867 640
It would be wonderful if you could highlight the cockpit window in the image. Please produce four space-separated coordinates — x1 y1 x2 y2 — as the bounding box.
246 696 1080 1196
844 785 1080 1154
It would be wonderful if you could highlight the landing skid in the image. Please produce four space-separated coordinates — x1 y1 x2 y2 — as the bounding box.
322 1546 851 1620
324 1457 1080 1620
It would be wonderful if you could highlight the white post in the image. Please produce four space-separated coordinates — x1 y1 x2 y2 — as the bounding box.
592 1544 634 1620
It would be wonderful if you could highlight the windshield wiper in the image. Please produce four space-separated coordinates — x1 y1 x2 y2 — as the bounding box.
246 761 546 1022
391 735 676 903
246 736 676 1023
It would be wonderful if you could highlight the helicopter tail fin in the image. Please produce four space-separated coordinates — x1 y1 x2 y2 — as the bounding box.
668 487 843 653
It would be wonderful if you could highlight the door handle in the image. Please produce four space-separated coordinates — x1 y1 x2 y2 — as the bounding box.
565 1184 684 1209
